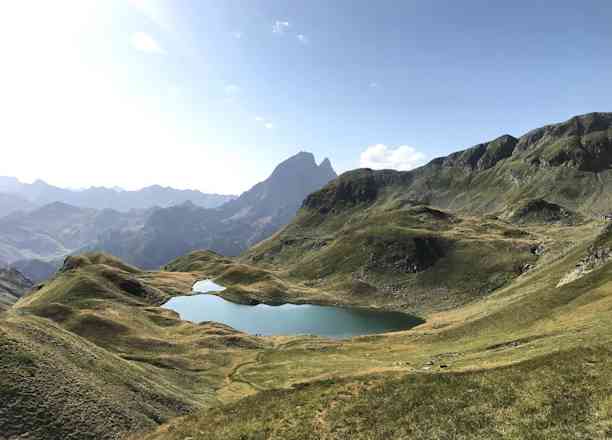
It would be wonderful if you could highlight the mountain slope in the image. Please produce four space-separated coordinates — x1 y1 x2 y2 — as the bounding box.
0 267 32 311
162 113 612 314
0 192 36 218
93 152 337 268
1 253 267 440
10 258 61 283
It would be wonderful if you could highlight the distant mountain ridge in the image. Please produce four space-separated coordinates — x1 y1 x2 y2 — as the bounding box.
92 152 337 268
0 177 235 214
0 202 150 264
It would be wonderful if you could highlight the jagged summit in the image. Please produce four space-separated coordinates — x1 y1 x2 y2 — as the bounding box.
318 157 335 174
91 152 338 268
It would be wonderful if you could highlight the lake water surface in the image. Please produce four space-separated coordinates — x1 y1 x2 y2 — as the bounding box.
164 279 424 339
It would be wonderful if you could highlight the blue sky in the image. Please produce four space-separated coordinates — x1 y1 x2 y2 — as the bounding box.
0 0 611 194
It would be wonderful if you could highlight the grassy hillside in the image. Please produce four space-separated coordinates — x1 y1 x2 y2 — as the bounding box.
141 113 612 439
1 253 269 440
143 214 612 439
3 113 612 439
143 213 612 439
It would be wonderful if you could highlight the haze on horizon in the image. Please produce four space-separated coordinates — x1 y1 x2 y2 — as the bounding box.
1 0 610 194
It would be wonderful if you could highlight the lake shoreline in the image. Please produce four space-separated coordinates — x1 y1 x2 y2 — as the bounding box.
163 279 425 339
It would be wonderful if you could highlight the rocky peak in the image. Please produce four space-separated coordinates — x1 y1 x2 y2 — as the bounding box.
515 112 612 171
318 158 336 177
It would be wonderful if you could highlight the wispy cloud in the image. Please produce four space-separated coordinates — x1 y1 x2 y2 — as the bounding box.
232 31 242 39
369 82 379 88
360 144 426 171
254 116 274 129
296 34 309 44
224 84 241 95
273 20 290 34
130 32 165 54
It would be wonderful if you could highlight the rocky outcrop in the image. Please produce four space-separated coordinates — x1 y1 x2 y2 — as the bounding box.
364 236 450 274
558 224 612 287
507 199 580 225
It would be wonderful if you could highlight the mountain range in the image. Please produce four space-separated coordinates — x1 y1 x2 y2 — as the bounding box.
0 177 235 217
0 152 336 279
0 202 151 265
90 152 337 268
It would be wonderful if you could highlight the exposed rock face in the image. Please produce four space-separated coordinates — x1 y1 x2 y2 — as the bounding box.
507 199 580 225
515 112 612 171
558 244 612 287
92 152 338 268
0 267 33 310
365 236 450 274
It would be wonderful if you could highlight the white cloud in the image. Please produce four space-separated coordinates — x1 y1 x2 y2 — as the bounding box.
273 20 290 34
130 31 165 54
297 34 309 44
264 122 274 129
369 82 379 88
359 145 427 171
233 31 242 39
254 116 264 122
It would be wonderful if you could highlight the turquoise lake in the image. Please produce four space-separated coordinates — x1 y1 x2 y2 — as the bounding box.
164 280 424 339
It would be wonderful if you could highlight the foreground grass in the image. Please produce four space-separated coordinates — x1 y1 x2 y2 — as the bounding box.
142 345 612 440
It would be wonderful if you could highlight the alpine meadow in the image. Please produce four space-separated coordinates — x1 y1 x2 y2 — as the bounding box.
1 2 612 440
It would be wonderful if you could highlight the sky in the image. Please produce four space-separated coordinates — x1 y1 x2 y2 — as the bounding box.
0 0 611 195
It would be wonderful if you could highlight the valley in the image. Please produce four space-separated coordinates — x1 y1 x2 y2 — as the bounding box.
1 113 612 439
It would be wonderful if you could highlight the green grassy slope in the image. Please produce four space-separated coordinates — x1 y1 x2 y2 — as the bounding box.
141 346 612 440
1 253 268 440
143 113 612 439
145 216 612 440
